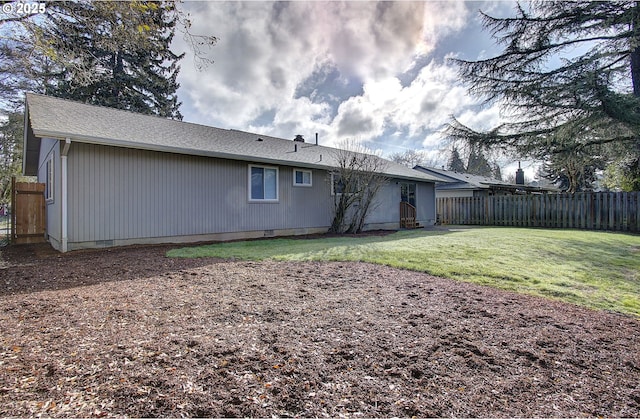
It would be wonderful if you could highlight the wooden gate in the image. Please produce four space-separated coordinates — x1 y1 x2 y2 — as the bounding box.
11 177 46 244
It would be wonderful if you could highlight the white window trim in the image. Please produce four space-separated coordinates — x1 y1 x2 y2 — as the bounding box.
45 154 54 203
293 168 313 187
248 164 279 202
331 172 358 196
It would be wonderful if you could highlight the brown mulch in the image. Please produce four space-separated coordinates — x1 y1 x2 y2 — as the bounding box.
0 243 639 417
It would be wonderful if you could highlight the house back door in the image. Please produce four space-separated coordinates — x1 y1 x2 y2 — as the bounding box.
400 183 416 207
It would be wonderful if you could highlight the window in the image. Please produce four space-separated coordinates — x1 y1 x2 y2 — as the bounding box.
45 155 54 202
293 169 312 187
400 182 416 206
331 173 358 195
249 165 278 201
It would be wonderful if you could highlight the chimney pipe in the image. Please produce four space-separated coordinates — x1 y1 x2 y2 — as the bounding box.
294 144 298 152
515 162 525 185
315 132 318 145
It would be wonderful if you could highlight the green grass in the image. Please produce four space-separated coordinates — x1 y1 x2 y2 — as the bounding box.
167 227 640 316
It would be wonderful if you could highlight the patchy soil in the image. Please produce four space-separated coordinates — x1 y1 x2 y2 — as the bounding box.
0 243 639 417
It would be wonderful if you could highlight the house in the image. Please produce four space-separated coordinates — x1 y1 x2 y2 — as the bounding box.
414 166 557 198
23 93 441 252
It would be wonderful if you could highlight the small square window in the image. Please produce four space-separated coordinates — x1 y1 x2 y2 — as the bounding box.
293 169 312 187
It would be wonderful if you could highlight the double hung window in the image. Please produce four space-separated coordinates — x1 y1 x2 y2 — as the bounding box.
249 165 278 201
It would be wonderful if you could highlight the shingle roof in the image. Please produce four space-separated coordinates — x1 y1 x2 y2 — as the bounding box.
414 165 558 193
414 166 514 190
24 93 440 182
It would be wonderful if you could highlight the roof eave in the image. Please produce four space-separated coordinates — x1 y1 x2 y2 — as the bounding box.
31 128 437 182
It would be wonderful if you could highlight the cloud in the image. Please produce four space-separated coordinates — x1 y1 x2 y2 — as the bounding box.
418 1 469 55
174 1 486 156
325 59 480 149
178 2 418 125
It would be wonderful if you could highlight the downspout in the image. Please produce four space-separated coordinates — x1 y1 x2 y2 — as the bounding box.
61 138 71 252
22 100 29 175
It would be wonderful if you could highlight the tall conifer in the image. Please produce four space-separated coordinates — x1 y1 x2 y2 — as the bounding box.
43 1 184 119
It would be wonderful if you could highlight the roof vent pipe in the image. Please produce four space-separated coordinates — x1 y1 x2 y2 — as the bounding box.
315 133 318 145
294 143 298 152
294 134 305 143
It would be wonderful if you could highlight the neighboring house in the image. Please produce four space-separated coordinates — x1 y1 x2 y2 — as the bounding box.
414 166 557 198
23 93 441 252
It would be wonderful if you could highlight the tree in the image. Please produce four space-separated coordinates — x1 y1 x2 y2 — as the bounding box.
389 150 437 168
446 1 640 186
329 141 389 234
466 144 494 177
602 153 640 191
446 146 466 172
492 163 502 181
39 1 184 118
0 1 217 114
537 148 603 192
0 113 23 205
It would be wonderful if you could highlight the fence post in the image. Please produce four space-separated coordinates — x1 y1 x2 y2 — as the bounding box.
10 176 15 244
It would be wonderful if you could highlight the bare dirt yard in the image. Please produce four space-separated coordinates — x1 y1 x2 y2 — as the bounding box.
0 243 639 417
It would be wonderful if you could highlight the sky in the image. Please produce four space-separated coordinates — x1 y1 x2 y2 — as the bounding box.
172 1 532 179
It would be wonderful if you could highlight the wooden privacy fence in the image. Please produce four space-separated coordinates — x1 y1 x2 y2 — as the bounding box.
11 177 46 244
437 192 640 232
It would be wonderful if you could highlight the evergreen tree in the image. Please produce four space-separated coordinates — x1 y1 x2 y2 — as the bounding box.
466 144 493 177
538 149 603 193
492 163 502 181
0 0 216 116
447 146 466 172
43 1 184 119
446 1 640 188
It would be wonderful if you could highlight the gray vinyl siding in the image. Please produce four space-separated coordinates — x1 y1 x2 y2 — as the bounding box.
66 143 334 244
38 138 61 246
416 181 436 225
364 181 436 227
362 182 400 225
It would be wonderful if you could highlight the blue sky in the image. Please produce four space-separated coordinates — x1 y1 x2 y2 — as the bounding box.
172 1 531 178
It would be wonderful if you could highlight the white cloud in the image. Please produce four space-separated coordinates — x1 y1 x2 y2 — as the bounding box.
326 59 480 148
173 1 493 156
456 103 503 132
418 1 469 55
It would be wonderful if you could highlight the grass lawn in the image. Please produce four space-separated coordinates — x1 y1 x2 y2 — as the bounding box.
168 227 640 317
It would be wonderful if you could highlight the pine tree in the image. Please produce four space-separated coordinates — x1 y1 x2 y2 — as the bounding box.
466 144 493 177
447 146 466 172
492 164 502 181
42 1 184 119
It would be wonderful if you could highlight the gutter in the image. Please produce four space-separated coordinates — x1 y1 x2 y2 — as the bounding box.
30 129 441 184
